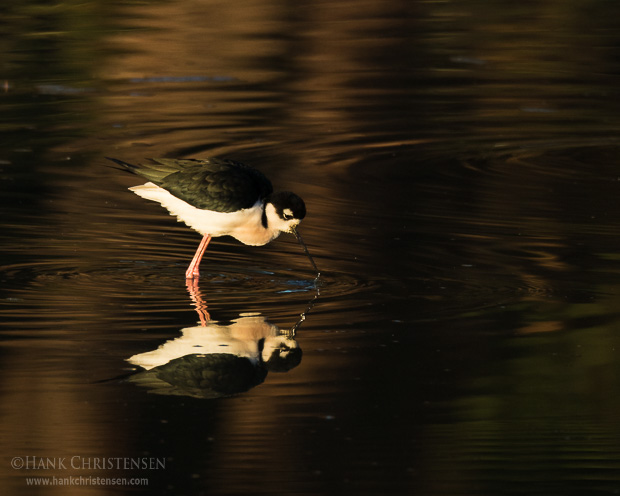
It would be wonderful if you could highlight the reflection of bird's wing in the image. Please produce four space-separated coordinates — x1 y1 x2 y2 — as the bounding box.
128 354 268 399
109 157 273 212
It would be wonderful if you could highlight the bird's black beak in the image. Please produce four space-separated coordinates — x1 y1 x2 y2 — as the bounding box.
292 226 320 279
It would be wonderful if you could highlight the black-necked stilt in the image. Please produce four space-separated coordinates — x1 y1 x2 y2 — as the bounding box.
107 157 319 280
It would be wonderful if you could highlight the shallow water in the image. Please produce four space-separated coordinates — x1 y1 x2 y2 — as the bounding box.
3 0 620 494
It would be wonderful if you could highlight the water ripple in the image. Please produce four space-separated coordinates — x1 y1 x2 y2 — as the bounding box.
0 256 380 332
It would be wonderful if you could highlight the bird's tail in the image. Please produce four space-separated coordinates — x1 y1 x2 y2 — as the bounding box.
105 157 140 174
106 157 175 183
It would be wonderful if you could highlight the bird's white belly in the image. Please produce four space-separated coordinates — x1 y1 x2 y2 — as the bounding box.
129 182 280 246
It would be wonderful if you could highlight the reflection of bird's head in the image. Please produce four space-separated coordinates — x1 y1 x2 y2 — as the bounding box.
262 335 303 372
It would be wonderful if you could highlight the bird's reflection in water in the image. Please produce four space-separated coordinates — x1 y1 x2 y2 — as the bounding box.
125 279 317 399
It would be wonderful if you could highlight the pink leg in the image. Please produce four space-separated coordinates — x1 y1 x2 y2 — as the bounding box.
185 234 211 279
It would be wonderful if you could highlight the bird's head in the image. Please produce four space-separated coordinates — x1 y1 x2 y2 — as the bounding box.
264 191 320 277
264 191 306 234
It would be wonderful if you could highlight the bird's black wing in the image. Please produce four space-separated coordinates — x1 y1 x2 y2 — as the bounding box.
154 158 273 212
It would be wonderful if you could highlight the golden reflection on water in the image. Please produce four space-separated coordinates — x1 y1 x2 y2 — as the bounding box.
3 0 620 494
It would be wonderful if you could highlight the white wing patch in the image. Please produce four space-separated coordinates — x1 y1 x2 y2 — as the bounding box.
129 182 281 246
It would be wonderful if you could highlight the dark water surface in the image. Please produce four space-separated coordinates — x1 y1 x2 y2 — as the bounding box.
3 1 620 494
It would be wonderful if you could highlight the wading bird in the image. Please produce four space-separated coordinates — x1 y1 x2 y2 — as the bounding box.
108 157 319 280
